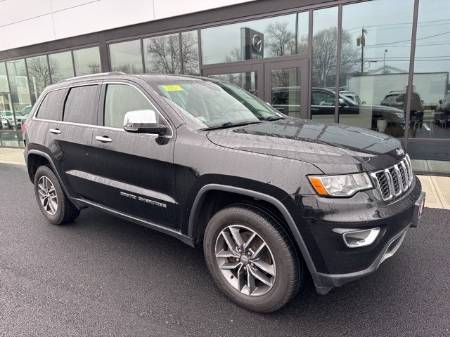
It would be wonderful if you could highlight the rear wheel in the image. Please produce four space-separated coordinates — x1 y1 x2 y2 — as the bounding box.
34 166 80 225
203 205 301 313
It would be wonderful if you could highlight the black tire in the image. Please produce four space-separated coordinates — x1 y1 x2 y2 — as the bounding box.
203 205 301 313
34 165 80 225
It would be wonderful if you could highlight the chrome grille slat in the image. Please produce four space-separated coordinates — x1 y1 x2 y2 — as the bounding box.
371 156 414 201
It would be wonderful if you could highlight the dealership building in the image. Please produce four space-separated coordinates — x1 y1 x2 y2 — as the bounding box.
0 0 449 174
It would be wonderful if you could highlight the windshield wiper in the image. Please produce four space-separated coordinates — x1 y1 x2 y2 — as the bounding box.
261 115 285 121
202 120 261 131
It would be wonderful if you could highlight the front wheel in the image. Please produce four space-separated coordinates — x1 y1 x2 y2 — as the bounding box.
203 206 302 313
34 165 80 225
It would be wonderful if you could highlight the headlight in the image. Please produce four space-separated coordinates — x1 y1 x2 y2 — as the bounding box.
308 173 373 197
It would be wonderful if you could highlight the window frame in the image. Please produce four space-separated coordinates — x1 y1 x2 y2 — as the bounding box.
34 88 67 122
99 81 174 138
62 83 102 126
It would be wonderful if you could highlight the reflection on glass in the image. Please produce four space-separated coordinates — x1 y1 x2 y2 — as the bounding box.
408 0 450 174
144 33 181 74
271 68 301 118
181 31 200 75
201 13 303 64
26 55 51 103
48 51 74 82
73 47 101 76
338 0 413 138
209 72 257 95
410 0 450 140
109 40 143 74
312 6 338 123
0 62 13 118
5 59 31 131
0 61 23 146
297 12 309 56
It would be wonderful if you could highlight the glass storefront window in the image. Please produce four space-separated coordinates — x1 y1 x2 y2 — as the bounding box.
144 33 181 74
311 6 338 123
0 62 23 147
73 47 101 76
6 59 32 122
209 72 257 95
201 13 303 65
109 40 143 74
408 0 450 174
26 55 50 103
48 51 75 82
181 31 200 75
338 0 413 138
0 62 12 117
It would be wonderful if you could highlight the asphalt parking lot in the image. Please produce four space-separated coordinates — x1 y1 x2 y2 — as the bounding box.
0 163 449 337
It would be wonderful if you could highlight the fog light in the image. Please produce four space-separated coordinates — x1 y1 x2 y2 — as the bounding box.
333 228 380 248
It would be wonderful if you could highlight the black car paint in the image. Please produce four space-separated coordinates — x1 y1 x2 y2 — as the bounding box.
23 73 423 295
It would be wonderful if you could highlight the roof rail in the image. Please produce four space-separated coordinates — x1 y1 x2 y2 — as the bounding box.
59 71 126 82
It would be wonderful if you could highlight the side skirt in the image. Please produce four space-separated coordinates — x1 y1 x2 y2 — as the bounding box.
73 197 195 247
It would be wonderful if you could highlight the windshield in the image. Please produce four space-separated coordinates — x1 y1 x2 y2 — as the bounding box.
151 79 281 129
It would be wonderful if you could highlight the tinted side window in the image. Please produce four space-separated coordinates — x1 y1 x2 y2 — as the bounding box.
36 89 66 121
312 91 334 106
63 85 99 125
104 84 154 128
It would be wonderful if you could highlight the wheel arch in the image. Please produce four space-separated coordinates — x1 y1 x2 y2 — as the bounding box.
26 150 56 182
26 149 81 208
188 184 321 288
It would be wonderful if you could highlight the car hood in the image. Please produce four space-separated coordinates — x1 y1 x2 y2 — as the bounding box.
206 118 405 174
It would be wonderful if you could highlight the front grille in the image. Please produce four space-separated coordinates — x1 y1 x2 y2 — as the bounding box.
370 155 414 201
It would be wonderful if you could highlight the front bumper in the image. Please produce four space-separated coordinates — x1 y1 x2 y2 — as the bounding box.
297 178 424 294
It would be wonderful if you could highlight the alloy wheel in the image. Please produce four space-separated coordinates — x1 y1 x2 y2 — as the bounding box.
37 176 58 216
215 224 276 296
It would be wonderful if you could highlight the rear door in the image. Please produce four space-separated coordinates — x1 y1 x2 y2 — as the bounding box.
87 81 177 228
57 83 101 200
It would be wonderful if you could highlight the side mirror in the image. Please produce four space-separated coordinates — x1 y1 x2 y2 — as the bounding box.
338 98 347 107
123 109 168 135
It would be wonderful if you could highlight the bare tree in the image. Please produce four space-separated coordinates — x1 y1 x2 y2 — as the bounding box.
181 33 200 74
225 48 242 63
27 58 53 99
146 35 181 74
265 22 296 57
312 28 358 87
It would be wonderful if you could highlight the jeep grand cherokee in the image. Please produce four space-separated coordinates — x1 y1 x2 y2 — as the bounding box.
23 73 425 313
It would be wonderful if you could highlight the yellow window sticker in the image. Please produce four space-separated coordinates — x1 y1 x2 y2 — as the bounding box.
161 84 183 92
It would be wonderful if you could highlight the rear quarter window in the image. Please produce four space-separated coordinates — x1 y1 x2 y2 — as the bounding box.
36 89 67 121
63 85 100 125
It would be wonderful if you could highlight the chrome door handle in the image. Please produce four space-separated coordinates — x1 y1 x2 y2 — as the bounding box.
49 128 61 134
95 135 112 143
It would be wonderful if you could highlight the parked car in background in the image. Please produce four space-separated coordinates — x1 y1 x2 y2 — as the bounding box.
381 91 404 110
438 93 450 113
340 90 361 105
0 110 29 129
311 88 405 135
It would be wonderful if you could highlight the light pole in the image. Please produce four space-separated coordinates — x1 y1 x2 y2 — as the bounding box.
383 49 388 73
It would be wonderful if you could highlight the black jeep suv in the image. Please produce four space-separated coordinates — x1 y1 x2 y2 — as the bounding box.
23 73 425 313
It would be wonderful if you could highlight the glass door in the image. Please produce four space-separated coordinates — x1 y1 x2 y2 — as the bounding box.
202 57 309 119
264 58 309 119
202 61 264 97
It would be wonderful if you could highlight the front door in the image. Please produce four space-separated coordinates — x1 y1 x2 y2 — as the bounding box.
87 81 177 228
202 57 309 119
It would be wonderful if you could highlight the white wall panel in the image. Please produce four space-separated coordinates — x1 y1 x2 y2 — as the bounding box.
153 0 253 20
51 0 155 40
0 15 55 52
0 0 254 52
0 0 52 26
